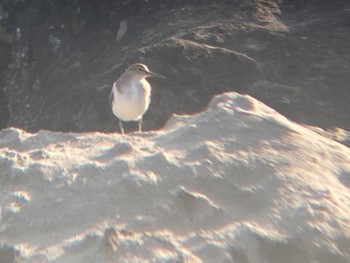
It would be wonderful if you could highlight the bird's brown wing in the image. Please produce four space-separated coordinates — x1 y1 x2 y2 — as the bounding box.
109 90 114 110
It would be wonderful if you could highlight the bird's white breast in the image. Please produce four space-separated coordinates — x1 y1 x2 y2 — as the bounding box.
111 80 151 121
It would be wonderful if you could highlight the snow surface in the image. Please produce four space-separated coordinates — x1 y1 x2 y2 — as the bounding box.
1 92 350 262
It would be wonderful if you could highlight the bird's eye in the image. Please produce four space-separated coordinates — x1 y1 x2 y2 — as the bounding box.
137 67 144 72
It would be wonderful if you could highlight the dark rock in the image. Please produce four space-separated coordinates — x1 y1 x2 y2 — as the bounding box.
248 81 333 128
1 0 350 139
0 39 11 130
0 244 19 263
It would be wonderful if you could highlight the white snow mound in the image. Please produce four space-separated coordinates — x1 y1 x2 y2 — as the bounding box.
1 92 350 262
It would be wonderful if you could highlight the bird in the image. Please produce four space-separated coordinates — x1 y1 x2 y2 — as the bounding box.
109 63 165 134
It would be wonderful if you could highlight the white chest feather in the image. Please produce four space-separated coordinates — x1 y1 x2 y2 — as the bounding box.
111 80 151 121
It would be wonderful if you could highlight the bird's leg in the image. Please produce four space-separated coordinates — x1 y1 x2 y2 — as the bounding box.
119 119 124 134
138 118 142 132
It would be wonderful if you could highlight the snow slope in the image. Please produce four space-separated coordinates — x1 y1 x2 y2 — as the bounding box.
1 92 350 262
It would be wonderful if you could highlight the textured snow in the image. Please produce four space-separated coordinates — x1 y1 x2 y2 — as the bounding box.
1 92 350 262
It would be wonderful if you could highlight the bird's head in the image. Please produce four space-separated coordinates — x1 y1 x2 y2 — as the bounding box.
126 63 165 79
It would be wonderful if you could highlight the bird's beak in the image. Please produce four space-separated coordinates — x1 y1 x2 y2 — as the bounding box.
147 71 166 79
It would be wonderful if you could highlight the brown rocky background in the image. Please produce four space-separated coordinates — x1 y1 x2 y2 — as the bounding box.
0 0 349 141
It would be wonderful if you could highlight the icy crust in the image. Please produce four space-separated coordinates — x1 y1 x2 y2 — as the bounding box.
1 92 350 262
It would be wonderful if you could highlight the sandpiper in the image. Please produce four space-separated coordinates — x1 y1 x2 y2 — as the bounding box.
109 63 165 134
